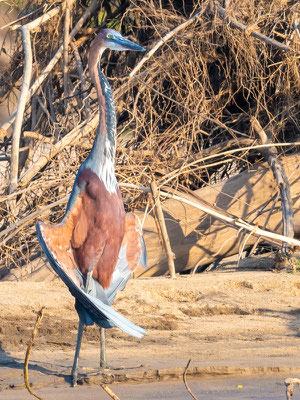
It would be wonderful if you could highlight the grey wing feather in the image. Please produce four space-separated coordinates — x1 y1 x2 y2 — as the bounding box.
140 236 147 269
105 233 148 305
105 245 132 305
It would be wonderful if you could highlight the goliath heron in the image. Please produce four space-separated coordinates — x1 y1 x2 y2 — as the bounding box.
36 29 146 386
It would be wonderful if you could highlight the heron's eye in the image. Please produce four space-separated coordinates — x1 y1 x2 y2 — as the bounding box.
106 34 111 39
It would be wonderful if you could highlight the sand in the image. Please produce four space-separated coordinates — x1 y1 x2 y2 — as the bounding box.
1 268 300 393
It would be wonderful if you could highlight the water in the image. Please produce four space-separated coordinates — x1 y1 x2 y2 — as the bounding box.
0 375 291 399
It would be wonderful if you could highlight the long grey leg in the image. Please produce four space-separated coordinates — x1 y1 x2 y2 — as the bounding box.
71 270 94 386
71 320 84 386
100 327 107 368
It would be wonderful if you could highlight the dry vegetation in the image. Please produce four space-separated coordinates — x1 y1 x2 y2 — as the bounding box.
0 0 299 277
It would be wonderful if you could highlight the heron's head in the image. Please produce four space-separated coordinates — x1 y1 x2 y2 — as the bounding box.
94 28 145 52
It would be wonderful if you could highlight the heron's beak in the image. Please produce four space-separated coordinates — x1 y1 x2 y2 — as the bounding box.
113 36 145 52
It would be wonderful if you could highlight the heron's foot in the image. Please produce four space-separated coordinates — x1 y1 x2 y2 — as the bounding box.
71 367 78 387
100 360 109 370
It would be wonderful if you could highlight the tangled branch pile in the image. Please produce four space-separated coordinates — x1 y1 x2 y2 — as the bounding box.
0 0 299 277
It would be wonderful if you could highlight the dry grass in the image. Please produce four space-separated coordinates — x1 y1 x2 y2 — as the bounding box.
0 0 299 276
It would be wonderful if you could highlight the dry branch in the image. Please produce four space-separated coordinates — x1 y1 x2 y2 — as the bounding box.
285 378 300 400
120 177 300 248
70 41 90 119
1 0 98 134
11 5 63 32
1 7 44 30
150 179 176 278
36 97 55 125
157 188 300 248
99 383 121 400
63 0 71 109
251 117 294 250
0 196 68 246
161 142 300 186
215 4 291 51
129 7 204 79
294 19 300 41
24 307 45 400
8 4 68 200
9 25 32 200
23 131 52 143
18 118 98 187
183 359 198 400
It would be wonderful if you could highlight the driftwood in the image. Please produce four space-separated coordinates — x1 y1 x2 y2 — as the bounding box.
134 154 300 277
99 384 121 400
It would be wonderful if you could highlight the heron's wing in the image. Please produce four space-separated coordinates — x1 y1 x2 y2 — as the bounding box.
123 212 147 271
105 212 147 305
36 193 88 286
36 221 146 338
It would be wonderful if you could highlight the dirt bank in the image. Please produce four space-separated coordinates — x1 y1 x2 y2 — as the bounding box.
1 268 300 391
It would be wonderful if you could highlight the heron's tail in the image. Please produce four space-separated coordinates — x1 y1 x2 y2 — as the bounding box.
36 222 146 338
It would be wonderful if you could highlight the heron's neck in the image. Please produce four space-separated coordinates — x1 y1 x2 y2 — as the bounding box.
86 58 117 193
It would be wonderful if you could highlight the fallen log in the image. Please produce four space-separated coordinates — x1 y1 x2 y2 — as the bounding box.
134 154 300 277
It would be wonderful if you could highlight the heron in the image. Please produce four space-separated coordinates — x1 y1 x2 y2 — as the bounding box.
36 28 147 386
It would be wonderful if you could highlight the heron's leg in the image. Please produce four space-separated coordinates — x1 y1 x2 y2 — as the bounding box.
99 327 108 368
71 270 94 386
71 320 84 387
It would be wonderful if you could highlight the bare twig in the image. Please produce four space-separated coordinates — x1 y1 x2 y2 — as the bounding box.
18 117 97 187
183 359 198 400
0 196 68 245
36 97 55 125
10 5 62 32
285 378 300 400
136 76 244 138
128 7 205 79
99 383 121 400
0 7 44 30
1 0 98 134
23 130 90 148
294 19 300 41
215 4 291 51
70 41 90 119
24 307 45 400
246 192 280 257
63 0 71 110
161 142 300 186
